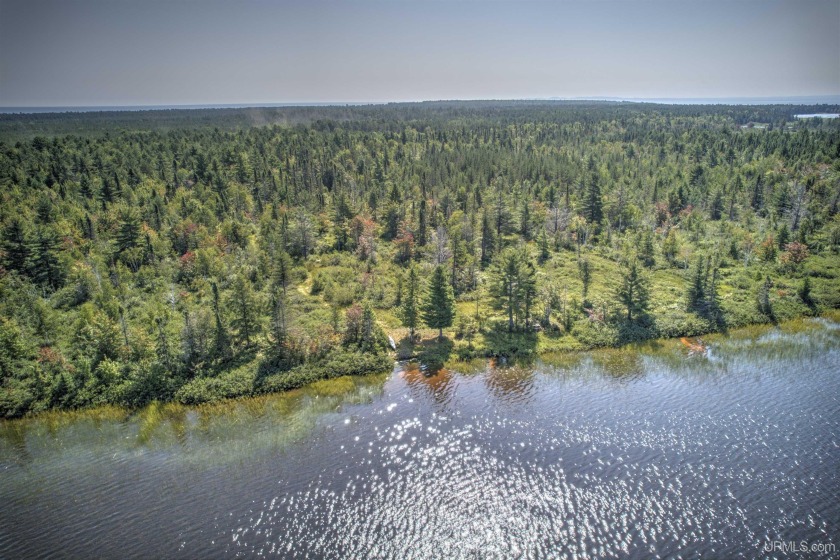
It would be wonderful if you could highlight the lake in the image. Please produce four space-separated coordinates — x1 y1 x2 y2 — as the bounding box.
2 319 839 559
794 113 840 119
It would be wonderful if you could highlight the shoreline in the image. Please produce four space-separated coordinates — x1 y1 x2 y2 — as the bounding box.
5 310 838 423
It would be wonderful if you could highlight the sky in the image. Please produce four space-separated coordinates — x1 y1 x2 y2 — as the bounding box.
1 0 838 107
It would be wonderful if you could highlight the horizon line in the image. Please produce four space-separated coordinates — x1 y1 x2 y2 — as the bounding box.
2 95 840 114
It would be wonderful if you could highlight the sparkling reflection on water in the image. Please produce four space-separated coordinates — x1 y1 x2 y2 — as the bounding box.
1 320 839 559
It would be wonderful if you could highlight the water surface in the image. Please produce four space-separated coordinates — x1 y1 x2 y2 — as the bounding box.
2 320 839 559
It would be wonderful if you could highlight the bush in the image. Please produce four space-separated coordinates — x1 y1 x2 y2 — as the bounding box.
258 350 391 394
174 365 255 405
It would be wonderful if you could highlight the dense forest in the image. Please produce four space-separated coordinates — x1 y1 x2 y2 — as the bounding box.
1 101 839 417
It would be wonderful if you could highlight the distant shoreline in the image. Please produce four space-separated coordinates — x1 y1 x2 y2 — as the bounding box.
3 96 840 114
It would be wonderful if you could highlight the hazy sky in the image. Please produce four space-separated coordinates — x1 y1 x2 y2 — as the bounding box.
1 0 838 106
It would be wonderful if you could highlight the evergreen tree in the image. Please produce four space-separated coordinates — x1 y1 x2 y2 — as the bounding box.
154 315 174 371
582 173 603 225
211 282 231 362
79 175 93 199
662 229 679 265
480 208 495 267
615 261 650 323
638 230 655 268
273 249 292 297
269 291 287 346
706 264 722 323
537 229 550 264
798 276 813 307
686 256 707 312
417 199 428 247
751 174 764 212
777 223 790 250
29 226 63 290
116 207 141 253
229 274 260 347
757 276 773 318
2 218 30 274
709 190 723 220
489 248 536 332
360 303 378 351
521 258 537 329
400 266 419 340
422 265 455 340
579 257 592 302
520 199 531 240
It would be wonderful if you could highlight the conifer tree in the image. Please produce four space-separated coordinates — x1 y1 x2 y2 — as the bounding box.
229 274 259 347
582 173 603 225
116 207 141 253
1 218 30 274
686 256 707 312
616 260 650 323
29 226 62 290
418 199 428 247
579 257 592 302
537 229 550 264
273 249 292 297
211 282 231 362
400 266 420 340
422 265 455 340
480 208 495 267
489 247 536 332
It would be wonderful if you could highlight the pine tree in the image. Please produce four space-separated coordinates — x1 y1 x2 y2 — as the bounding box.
777 223 790 250
709 190 723 220
662 229 679 265
273 249 292 297
360 303 378 351
116 207 141 253
422 265 455 340
269 291 287 346
154 315 174 371
686 256 706 312
418 199 428 247
706 264 722 322
751 174 764 212
798 276 813 307
579 257 592 301
757 276 773 318
521 258 537 329
211 282 231 362
480 208 495 267
582 173 603 225
2 218 30 274
638 230 655 268
520 199 531 240
229 274 260 347
616 261 650 323
489 248 536 332
79 175 93 199
537 229 550 264
29 226 62 290
400 267 419 340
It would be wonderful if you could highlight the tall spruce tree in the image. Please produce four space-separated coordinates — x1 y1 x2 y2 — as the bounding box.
422 265 455 341
480 208 495 267
401 266 420 340
2 218 29 274
229 273 260 347
489 247 536 332
582 173 603 226
211 282 231 362
616 260 650 323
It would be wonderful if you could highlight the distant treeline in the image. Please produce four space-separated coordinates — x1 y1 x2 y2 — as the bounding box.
2 100 839 141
